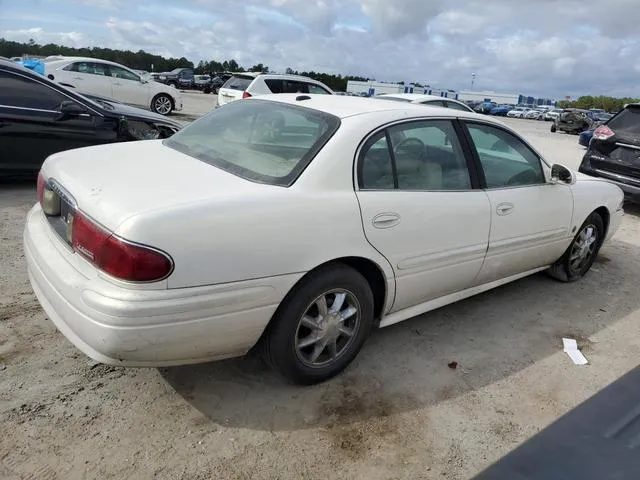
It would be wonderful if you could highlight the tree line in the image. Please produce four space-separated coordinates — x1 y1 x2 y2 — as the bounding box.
1 38 369 91
557 95 640 112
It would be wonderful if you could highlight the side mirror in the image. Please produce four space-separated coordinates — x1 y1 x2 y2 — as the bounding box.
551 164 576 185
59 100 87 116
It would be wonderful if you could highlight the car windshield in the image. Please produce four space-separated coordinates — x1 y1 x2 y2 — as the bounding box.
164 99 341 186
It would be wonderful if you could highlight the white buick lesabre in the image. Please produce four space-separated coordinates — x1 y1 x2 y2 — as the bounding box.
25 94 624 385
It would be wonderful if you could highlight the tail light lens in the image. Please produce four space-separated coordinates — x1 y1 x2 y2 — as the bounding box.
593 125 615 141
242 91 252 99
72 212 173 282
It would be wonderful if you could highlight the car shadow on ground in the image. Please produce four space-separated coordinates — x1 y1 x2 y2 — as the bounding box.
161 237 640 433
624 202 640 218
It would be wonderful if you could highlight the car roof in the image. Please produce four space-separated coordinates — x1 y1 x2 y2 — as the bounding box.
42 56 134 69
378 93 445 102
253 93 492 121
232 72 327 83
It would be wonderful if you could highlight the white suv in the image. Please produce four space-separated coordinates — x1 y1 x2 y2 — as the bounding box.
42 56 183 115
216 72 334 107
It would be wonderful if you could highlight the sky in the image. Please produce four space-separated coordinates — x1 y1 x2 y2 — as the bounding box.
1 0 639 99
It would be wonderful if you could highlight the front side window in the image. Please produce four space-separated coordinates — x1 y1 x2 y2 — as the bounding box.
466 123 545 188
0 70 66 110
64 62 108 76
359 120 472 191
164 99 340 186
283 81 309 94
108 66 140 82
307 84 331 94
264 79 284 93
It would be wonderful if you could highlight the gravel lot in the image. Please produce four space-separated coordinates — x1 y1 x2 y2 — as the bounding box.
1 108 640 480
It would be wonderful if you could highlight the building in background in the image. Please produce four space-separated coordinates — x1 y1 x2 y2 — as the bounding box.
346 80 458 99
458 90 556 106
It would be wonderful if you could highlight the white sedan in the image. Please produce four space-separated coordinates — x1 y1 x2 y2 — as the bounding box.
42 56 183 115
376 93 475 112
25 95 624 385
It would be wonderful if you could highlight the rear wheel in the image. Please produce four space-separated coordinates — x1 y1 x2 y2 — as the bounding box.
262 264 374 385
548 212 604 282
151 94 173 115
550 123 557 132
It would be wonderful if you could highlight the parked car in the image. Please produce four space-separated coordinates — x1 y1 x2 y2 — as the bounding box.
507 107 528 118
579 103 640 202
153 68 195 89
216 72 334 107
475 101 497 114
578 129 594 147
544 109 563 121
42 56 183 115
26 94 624 385
204 73 232 94
551 109 597 134
0 59 181 176
375 93 475 112
524 109 545 120
489 105 513 116
194 74 211 91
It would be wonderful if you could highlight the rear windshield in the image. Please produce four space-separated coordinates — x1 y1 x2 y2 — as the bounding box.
164 99 341 186
222 75 253 91
378 96 412 103
607 107 640 134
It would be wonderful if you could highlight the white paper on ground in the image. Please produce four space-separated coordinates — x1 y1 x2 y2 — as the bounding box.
562 338 589 365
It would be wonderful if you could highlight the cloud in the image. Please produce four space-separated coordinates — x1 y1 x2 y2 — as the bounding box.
1 0 640 98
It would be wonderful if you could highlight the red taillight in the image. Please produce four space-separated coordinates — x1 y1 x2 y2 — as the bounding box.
72 212 173 282
242 91 252 99
36 172 46 204
593 125 615 141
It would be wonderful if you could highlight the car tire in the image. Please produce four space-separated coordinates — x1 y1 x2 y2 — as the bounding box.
547 211 604 282
550 124 557 133
168 82 178 89
262 264 374 385
151 94 174 115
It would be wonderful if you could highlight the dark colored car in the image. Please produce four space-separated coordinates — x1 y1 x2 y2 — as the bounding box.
579 103 640 202
0 58 182 177
153 68 195 89
579 129 594 147
204 73 232 94
489 105 512 116
550 109 597 134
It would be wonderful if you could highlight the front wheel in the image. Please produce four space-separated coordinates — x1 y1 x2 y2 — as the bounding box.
548 212 604 282
262 264 374 385
151 94 173 115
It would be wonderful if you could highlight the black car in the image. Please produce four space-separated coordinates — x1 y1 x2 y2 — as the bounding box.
152 68 195 89
204 73 232 94
0 58 182 177
579 103 640 203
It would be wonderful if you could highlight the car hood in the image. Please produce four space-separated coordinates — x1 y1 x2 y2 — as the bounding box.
40 140 283 233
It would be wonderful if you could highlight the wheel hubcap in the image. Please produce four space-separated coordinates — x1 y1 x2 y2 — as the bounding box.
155 97 171 114
295 290 360 368
569 224 598 271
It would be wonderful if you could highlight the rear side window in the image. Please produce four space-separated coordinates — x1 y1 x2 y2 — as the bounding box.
283 81 309 94
164 99 340 186
307 84 331 94
264 79 284 93
607 107 640 134
222 75 253 91
444 101 472 112
0 70 66 110
64 62 108 76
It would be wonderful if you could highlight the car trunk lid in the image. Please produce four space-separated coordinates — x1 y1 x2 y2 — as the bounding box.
40 139 278 234
216 74 254 106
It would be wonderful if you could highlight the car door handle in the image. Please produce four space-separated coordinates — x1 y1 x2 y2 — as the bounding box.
372 213 401 229
496 202 514 216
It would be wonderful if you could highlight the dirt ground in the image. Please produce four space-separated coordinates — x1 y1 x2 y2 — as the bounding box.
1 116 640 480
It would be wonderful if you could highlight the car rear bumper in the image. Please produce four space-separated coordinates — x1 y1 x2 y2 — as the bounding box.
24 205 302 366
579 160 640 203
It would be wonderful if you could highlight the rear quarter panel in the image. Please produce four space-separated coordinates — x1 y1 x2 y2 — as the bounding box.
570 176 624 241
